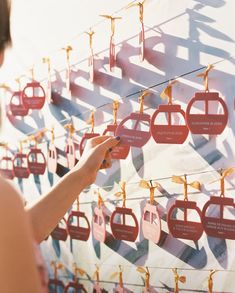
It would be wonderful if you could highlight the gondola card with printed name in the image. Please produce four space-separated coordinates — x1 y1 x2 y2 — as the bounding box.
92 191 106 243
115 91 151 148
64 124 76 169
110 182 139 242
186 65 228 135
167 175 203 241
202 168 235 239
103 101 130 159
48 262 65 293
140 180 161 244
0 145 14 180
80 111 99 156
150 82 189 144
22 82 46 110
27 147 46 175
9 91 29 116
67 196 90 241
51 218 68 241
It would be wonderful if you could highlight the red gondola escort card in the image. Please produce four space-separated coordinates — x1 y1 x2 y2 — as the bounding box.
167 175 203 241
115 91 151 148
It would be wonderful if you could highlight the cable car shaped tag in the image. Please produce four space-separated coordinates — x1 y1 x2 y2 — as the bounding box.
64 124 76 169
47 128 57 173
202 168 235 239
167 175 203 240
186 65 228 135
103 101 130 159
80 111 99 156
127 1 146 61
67 196 90 241
115 92 151 148
13 142 30 178
48 262 65 293
85 30 95 83
51 218 68 241
0 145 14 180
150 82 189 144
9 78 29 116
110 182 139 242
92 191 106 243
140 180 161 244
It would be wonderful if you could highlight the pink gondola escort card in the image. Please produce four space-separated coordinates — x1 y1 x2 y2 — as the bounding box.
115 91 151 148
67 197 90 241
150 82 188 144
103 101 130 159
140 180 161 244
110 182 139 242
186 65 228 135
92 191 106 243
80 111 99 156
167 175 203 241
202 168 235 239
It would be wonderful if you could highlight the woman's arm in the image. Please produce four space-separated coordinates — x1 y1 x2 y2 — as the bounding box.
0 177 42 293
25 136 119 243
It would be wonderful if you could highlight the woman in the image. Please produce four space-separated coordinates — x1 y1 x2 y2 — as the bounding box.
0 1 120 292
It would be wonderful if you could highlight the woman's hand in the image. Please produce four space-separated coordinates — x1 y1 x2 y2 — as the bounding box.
73 135 120 186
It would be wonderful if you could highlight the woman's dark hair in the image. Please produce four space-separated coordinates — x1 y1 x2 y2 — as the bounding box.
0 0 11 52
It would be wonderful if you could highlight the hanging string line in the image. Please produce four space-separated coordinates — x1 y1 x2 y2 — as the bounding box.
7 51 235 149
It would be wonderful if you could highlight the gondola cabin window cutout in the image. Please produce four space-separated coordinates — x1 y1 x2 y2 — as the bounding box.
92 191 106 243
13 141 30 179
167 175 203 241
150 81 189 144
140 180 161 244
64 264 88 293
80 111 99 156
100 15 122 72
47 128 58 174
110 181 139 242
50 217 68 241
186 65 228 134
103 101 130 159
67 196 91 241
115 91 151 148
9 77 29 116
64 123 76 169
27 134 46 175
48 262 65 293
0 144 15 180
202 168 235 239
22 68 46 110
85 30 95 83
126 1 147 62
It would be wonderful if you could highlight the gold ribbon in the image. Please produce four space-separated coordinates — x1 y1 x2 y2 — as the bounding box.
85 30 95 50
172 268 186 293
197 64 214 92
112 100 120 125
94 190 105 208
73 263 86 283
210 168 234 197
100 15 122 36
115 181 126 207
42 57 51 73
160 81 178 105
87 111 95 133
138 90 150 113
93 264 100 283
126 1 146 23
137 266 150 290
208 269 217 293
172 175 201 201
139 179 159 205
64 123 75 139
15 76 23 91
51 261 64 281
110 265 124 288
